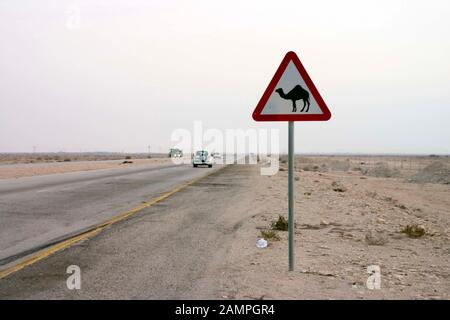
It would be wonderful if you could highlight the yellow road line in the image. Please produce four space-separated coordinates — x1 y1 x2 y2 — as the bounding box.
0 166 226 280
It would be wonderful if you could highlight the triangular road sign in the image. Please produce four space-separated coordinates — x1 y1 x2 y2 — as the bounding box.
252 51 331 121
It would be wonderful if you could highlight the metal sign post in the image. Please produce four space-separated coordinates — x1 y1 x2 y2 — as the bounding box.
288 121 295 271
252 51 331 271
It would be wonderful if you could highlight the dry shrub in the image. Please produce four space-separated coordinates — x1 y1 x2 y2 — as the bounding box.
260 229 280 241
401 224 426 238
303 165 320 172
331 181 347 192
271 215 289 231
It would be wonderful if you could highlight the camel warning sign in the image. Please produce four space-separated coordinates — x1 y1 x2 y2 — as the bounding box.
252 51 331 121
252 51 332 271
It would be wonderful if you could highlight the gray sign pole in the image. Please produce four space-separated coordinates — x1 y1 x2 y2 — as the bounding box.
288 121 295 271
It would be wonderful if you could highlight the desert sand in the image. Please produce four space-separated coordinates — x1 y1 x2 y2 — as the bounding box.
0 157 173 179
221 156 450 299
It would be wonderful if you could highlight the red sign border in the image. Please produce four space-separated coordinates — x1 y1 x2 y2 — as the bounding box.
252 51 331 121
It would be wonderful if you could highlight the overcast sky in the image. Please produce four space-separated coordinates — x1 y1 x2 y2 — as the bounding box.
1 0 449 154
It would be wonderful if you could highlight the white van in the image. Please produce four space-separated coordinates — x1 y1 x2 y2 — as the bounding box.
192 150 213 168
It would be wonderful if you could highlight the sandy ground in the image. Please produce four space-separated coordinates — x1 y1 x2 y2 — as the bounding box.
219 156 450 299
0 158 173 179
0 152 168 165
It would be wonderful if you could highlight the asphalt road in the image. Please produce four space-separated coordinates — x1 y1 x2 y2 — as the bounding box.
0 162 220 266
0 165 256 299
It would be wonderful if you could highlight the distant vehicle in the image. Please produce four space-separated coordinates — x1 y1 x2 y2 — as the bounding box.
169 148 183 158
192 150 213 168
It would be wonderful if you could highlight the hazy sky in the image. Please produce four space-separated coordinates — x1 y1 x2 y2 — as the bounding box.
1 0 449 154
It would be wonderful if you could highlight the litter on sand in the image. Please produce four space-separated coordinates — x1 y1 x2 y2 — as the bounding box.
256 238 268 248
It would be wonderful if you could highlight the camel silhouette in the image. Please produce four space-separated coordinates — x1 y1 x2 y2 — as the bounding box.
275 85 310 112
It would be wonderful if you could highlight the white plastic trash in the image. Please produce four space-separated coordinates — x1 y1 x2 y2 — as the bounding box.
256 238 268 248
